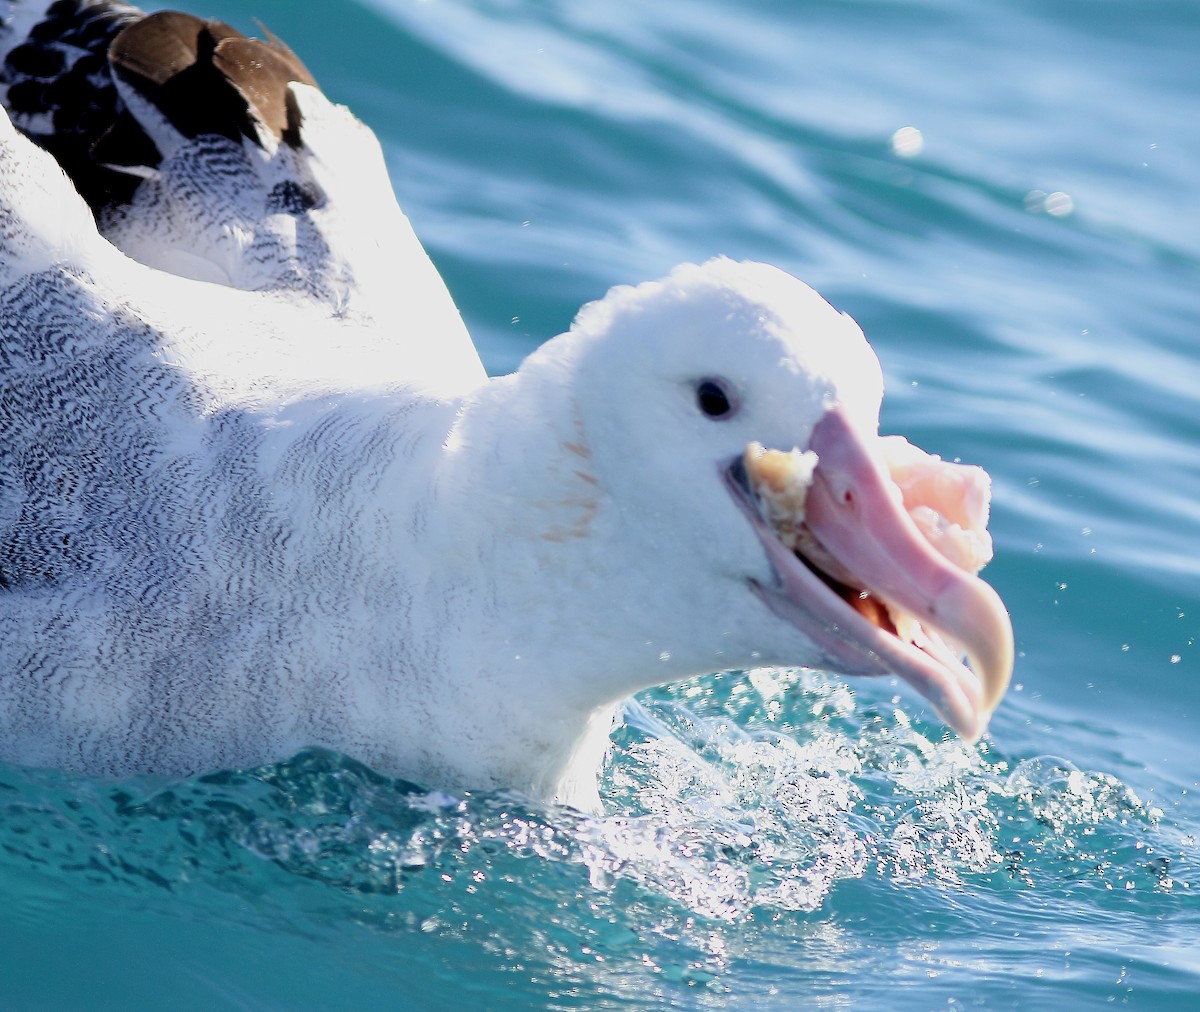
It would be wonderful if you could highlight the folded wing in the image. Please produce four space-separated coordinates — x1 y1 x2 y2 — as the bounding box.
0 0 477 380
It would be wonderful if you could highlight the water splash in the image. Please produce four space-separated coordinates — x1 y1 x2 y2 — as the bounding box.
1 669 1186 946
1 670 1195 1012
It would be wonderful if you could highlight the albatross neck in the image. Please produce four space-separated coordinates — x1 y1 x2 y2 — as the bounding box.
397 365 709 805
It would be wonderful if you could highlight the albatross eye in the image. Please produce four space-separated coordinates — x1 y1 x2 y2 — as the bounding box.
695 378 737 419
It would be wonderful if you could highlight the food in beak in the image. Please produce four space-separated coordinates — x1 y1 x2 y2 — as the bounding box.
739 407 1014 739
741 442 818 550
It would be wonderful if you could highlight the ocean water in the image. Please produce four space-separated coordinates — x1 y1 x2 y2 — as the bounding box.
4 0 1199 1007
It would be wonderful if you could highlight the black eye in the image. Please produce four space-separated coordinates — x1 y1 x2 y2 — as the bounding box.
695 378 736 419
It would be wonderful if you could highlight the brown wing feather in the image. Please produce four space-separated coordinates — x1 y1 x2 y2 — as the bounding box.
110 10 317 148
1 3 319 215
212 34 316 148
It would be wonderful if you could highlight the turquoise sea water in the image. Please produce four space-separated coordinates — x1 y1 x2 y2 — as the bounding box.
4 0 1199 1007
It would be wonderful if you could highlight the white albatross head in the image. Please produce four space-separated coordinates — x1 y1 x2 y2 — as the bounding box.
507 257 1013 742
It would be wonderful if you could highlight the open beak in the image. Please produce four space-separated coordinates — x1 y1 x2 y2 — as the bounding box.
729 405 1014 740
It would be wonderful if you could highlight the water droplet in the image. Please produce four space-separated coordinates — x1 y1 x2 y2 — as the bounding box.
1024 190 1074 216
1044 191 1074 216
890 125 924 157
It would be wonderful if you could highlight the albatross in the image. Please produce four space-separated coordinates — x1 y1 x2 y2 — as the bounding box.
0 0 1012 811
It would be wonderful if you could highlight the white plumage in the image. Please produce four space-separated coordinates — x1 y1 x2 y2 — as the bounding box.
0 2 1011 811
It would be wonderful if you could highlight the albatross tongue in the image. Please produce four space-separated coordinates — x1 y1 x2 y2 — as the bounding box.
804 407 1014 739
